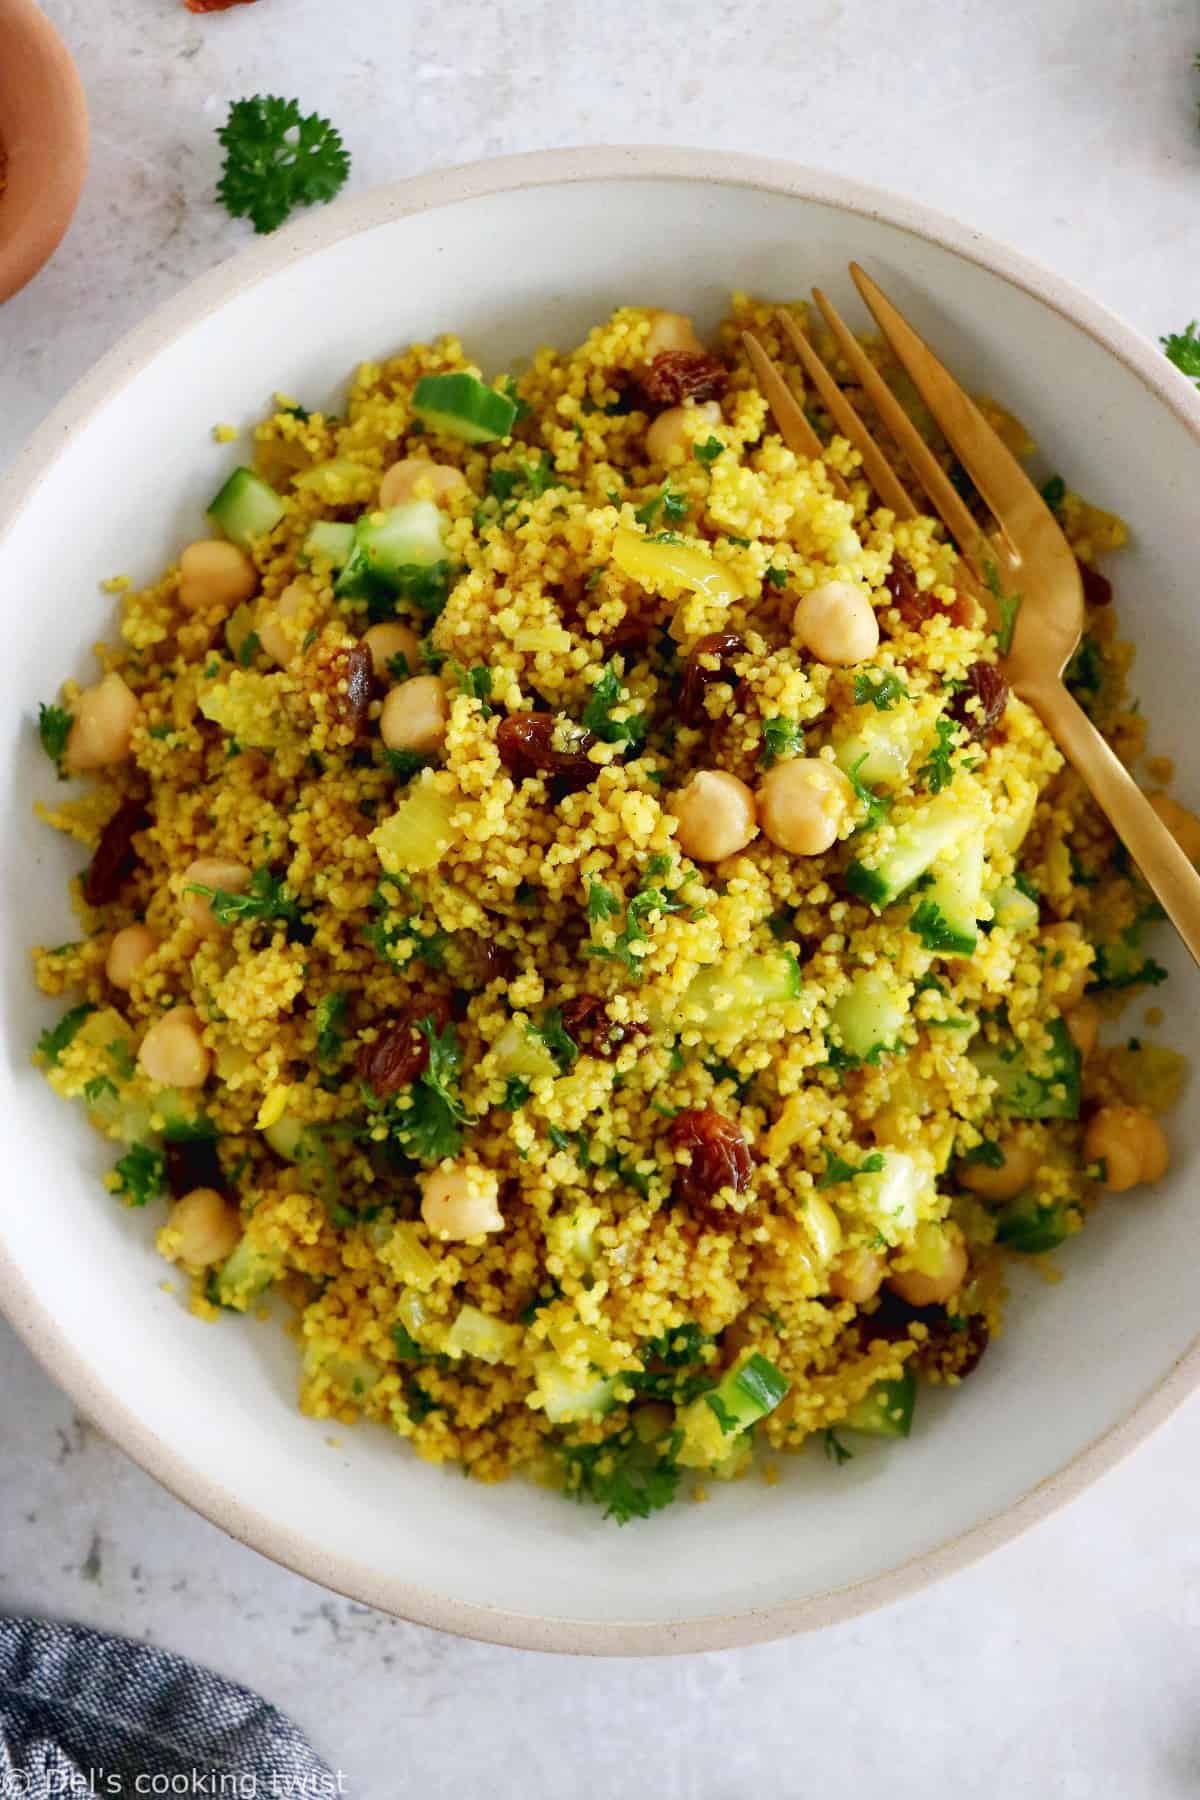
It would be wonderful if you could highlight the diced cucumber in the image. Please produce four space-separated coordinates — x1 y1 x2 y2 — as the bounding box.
909 827 985 956
677 1352 789 1468
446 1305 522 1365
212 1237 279 1310
676 949 803 1034
547 1205 602 1270
335 502 447 604
989 881 1040 934
834 704 925 789
994 1194 1071 1253
843 1369 916 1439
263 1114 316 1163
972 1018 1081 1120
302 521 355 569
830 968 908 1061
411 372 517 445
846 794 976 907
207 468 285 549
492 1019 558 1085
533 1353 617 1423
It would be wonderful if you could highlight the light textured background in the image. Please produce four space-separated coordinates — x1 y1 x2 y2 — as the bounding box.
4 2 1200 1794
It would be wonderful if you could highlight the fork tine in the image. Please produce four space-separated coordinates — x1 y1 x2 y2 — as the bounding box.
775 308 917 522
849 263 1050 565
741 330 849 499
808 284 991 578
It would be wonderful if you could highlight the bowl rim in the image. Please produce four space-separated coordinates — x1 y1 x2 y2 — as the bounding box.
3 144 1199 1657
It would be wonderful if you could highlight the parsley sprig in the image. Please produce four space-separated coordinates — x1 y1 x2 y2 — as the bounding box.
759 717 804 768
186 866 308 937
37 1002 95 1067
917 717 958 794
384 1018 473 1163
817 1148 884 1188
37 703 73 778
581 661 647 747
561 1429 682 1525
853 671 908 711
112 1141 166 1209
585 854 685 980
847 755 892 832
1162 321 1200 386
216 96 350 236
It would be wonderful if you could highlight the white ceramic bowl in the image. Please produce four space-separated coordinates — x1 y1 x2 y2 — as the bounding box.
3 149 1199 1655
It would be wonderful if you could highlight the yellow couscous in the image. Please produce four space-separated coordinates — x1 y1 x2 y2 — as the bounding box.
31 298 1188 1520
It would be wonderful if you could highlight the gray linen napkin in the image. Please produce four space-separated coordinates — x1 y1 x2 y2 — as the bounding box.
0 1618 340 1798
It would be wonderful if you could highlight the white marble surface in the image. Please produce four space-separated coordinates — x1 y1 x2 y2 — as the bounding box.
4 0 1200 1792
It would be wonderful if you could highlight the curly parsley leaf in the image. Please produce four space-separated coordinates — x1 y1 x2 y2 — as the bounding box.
626 1322 713 1403
847 754 892 832
112 1141 166 1208
586 878 620 924
963 1138 1005 1169
759 717 804 768
908 898 967 953
817 1148 885 1188
532 1006 579 1073
37 703 73 778
917 717 958 794
390 1018 472 1162
585 855 685 981
314 991 349 1068
822 1427 854 1466
581 661 647 747
37 1001 95 1067
634 483 688 529
983 559 1022 656
216 95 350 236
1040 474 1066 516
853 671 908 712
561 1430 682 1525
692 436 724 465
1162 321 1200 385
186 865 307 937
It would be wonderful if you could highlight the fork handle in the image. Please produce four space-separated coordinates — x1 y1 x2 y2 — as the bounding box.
1020 677 1200 968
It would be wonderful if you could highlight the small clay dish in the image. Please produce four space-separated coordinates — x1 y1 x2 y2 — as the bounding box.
0 0 88 303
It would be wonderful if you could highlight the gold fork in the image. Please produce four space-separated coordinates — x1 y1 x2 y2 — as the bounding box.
743 269 1200 966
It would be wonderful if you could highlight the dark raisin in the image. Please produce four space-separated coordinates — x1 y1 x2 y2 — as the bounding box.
639 351 728 409
1078 559 1112 607
948 660 1009 743
164 1137 225 1197
669 1108 754 1213
332 645 373 737
356 995 451 1097
496 714 598 794
883 556 975 633
85 800 150 907
558 994 649 1060
605 613 653 655
679 631 746 724
856 1293 989 1380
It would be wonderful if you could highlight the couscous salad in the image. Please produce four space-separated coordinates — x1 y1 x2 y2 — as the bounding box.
32 299 1187 1520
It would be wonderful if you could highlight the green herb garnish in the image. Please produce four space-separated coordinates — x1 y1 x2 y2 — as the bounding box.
216 95 350 236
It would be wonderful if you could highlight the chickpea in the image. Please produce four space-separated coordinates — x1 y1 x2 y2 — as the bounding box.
645 310 704 359
421 1162 504 1241
1084 1105 1169 1192
1149 790 1200 864
380 675 449 755
670 770 758 863
1041 920 1091 1009
1064 1000 1101 1061
959 1140 1039 1202
362 621 422 683
828 1248 884 1305
105 923 159 990
756 758 853 856
181 857 250 936
257 581 308 668
64 672 139 773
645 400 722 466
165 1188 241 1268
887 1222 968 1308
138 1005 212 1089
793 581 879 666
179 540 258 614
379 459 468 510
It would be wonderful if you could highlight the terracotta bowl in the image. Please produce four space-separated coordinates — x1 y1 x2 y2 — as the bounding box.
0 0 88 303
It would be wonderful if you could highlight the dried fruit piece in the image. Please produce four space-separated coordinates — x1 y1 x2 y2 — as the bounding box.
679 631 746 725
1078 560 1112 608
331 644 373 736
669 1108 754 1212
164 1138 225 1198
558 995 648 1060
884 556 974 632
948 660 1009 743
496 714 598 793
356 995 451 1097
639 351 728 409
84 800 150 906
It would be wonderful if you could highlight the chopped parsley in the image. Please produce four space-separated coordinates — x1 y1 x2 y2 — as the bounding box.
237 630 261 669
314 991 348 1067
385 651 412 682
112 1141 166 1208
817 1149 885 1188
83 1075 117 1105
853 670 908 711
983 559 1022 656
448 662 493 714
186 865 307 937
759 717 804 768
822 1427 854 1466
381 747 431 784
1040 474 1066 516
37 703 73 778
634 484 688 529
216 95 350 236
586 878 620 923
847 754 892 832
501 1076 532 1111
561 1430 682 1525
581 661 647 747
909 899 964 953
917 717 958 794
532 1007 579 1074
1162 321 1200 385
692 436 724 465
364 878 448 971
1065 636 1104 712
585 854 685 981
765 566 789 590
37 1001 95 1067
627 1323 713 1403
962 1138 1005 1169
387 1018 472 1163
